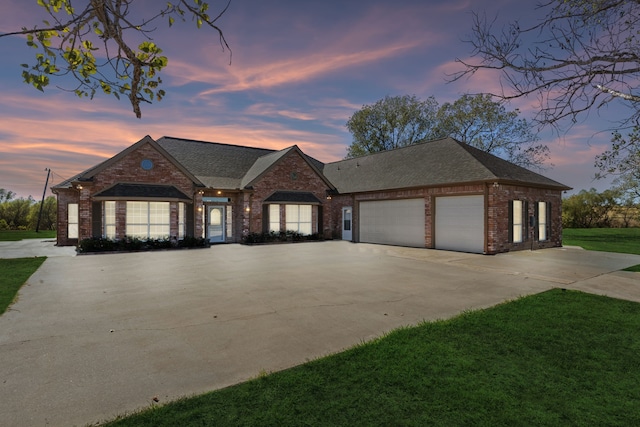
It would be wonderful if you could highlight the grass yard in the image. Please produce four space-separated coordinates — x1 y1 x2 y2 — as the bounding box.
563 227 640 255
104 289 640 426
0 230 56 241
563 228 640 271
0 257 46 315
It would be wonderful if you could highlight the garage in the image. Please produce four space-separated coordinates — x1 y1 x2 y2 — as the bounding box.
435 195 485 253
359 199 425 247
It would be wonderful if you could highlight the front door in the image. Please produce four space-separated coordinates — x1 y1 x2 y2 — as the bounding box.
342 207 352 241
208 206 225 243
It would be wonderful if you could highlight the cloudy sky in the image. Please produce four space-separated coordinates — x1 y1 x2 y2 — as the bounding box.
0 0 621 198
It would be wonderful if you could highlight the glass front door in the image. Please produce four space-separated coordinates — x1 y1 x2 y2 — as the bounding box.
208 206 225 243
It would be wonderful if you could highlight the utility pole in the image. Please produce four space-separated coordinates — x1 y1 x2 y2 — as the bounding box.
36 168 51 233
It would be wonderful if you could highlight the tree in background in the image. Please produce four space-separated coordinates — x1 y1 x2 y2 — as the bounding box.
0 1 230 118
346 94 546 169
28 196 57 231
435 94 548 169
0 189 15 203
346 95 440 158
0 191 56 231
562 188 621 228
0 196 34 230
451 0 640 177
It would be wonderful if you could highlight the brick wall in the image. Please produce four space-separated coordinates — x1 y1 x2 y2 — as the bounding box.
328 183 563 254
487 184 563 254
54 189 79 246
247 150 333 237
55 142 199 245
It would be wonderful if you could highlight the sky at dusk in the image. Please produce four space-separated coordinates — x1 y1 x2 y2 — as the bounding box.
0 0 624 199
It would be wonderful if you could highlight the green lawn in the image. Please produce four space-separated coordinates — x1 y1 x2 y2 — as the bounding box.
0 230 56 241
105 289 640 426
0 257 46 315
563 228 640 271
563 227 640 255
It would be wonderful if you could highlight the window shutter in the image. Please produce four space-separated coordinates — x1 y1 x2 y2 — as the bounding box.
186 203 194 237
262 204 269 233
508 200 513 243
317 205 323 235
92 201 102 238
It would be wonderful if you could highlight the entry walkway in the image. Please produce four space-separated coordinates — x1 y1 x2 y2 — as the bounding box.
0 242 639 426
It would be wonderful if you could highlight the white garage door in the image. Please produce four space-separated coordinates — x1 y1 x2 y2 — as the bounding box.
360 199 425 247
435 195 485 253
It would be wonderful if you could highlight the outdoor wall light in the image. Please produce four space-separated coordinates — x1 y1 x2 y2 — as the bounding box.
76 185 83 190
492 182 499 188
245 206 251 212
216 190 222 195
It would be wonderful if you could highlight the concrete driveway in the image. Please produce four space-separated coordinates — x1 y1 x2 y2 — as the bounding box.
1 241 639 426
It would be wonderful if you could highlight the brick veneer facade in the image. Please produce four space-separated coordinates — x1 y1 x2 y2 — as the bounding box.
54 141 201 246
330 182 563 255
53 136 565 254
246 150 332 237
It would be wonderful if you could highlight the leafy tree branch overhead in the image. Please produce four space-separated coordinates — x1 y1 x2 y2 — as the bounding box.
0 0 231 118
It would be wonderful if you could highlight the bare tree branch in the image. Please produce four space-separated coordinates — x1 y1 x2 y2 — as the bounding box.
449 1 640 129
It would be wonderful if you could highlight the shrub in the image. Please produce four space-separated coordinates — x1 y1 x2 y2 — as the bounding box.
77 237 117 253
242 230 323 244
177 236 210 248
77 235 209 253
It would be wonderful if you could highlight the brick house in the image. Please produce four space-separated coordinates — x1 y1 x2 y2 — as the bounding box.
52 135 570 254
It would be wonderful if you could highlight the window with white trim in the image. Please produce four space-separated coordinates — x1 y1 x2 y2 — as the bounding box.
126 201 170 239
178 202 185 239
538 202 547 241
103 201 116 239
68 203 78 239
269 204 280 232
512 200 523 243
286 204 312 235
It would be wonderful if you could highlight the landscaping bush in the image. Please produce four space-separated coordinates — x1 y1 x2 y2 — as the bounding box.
242 230 323 244
77 236 210 253
177 236 210 248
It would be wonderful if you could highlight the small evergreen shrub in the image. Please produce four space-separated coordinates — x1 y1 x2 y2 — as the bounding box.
242 230 323 245
77 235 209 253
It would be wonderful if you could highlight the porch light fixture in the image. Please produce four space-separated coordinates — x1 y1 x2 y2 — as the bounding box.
216 190 222 195
198 190 204 195
245 206 251 212
492 182 499 188
76 185 83 190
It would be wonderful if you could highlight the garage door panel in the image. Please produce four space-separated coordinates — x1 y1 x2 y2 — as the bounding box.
360 199 425 247
435 195 484 253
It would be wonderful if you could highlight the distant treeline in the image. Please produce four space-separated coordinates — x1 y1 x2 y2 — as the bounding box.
0 189 56 231
563 188 639 228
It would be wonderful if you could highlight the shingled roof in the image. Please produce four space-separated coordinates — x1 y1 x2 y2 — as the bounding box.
322 137 570 193
157 137 276 189
53 135 569 194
